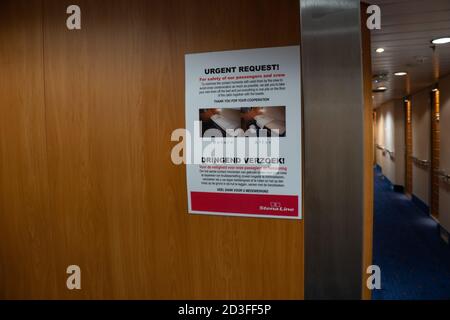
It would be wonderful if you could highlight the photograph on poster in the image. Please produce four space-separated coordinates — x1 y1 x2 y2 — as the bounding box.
241 106 286 137
199 106 286 137
199 108 241 137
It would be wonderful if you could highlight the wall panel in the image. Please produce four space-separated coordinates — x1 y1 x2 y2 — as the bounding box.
411 89 431 206
375 110 385 168
431 89 440 218
405 99 413 195
301 0 365 299
375 100 405 187
0 0 59 299
361 4 374 299
439 75 450 232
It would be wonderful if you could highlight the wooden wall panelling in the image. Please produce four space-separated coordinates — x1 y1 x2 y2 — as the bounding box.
42 0 151 299
361 2 374 300
0 0 304 299
411 90 431 206
405 99 413 196
430 89 440 218
0 0 58 299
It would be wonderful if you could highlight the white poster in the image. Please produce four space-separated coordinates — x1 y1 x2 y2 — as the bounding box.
185 46 302 219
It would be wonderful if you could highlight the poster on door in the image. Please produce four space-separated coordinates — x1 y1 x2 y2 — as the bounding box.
185 46 302 219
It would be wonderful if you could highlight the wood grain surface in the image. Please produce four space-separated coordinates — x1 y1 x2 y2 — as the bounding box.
0 0 303 299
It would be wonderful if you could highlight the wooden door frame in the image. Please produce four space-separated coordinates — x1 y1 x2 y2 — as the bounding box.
430 88 440 219
405 98 413 196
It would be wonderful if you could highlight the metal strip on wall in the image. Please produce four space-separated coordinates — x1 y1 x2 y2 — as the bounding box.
300 0 365 299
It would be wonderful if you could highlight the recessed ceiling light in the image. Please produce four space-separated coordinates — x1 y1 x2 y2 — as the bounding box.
376 48 385 53
394 71 408 76
431 37 450 45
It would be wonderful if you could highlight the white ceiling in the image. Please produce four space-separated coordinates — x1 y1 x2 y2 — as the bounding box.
368 0 450 107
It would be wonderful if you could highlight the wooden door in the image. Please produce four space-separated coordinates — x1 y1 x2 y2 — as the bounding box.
0 0 303 299
430 89 440 218
361 4 374 300
0 0 56 298
405 99 413 196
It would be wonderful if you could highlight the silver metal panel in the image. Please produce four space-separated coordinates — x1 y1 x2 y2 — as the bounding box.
300 0 365 299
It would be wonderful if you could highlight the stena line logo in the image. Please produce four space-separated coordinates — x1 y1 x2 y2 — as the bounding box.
259 201 295 213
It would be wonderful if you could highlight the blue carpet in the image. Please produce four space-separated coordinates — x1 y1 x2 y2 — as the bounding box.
373 167 450 300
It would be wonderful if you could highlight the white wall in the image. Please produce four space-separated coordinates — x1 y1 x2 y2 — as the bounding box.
439 75 450 231
411 89 431 205
374 76 450 231
394 101 405 185
375 99 405 186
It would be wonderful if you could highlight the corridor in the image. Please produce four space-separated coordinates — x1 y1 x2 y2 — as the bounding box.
373 168 450 300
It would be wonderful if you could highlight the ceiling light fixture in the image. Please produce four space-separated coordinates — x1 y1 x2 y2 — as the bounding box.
372 86 387 93
431 37 450 45
376 48 385 53
394 71 408 76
